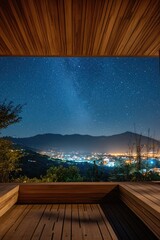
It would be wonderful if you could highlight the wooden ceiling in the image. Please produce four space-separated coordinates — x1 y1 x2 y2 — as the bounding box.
0 0 160 56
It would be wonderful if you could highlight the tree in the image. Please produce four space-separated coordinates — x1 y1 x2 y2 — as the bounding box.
42 165 83 182
134 125 143 172
0 100 23 182
0 139 22 182
0 100 22 130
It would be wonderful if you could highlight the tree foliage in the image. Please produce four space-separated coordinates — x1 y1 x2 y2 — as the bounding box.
42 165 83 182
0 100 23 182
0 100 22 130
0 139 22 182
14 166 83 183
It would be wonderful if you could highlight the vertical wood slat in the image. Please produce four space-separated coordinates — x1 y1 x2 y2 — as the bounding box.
92 0 111 55
64 0 73 55
116 0 150 55
127 2 160 55
47 0 62 55
0 0 159 56
104 0 124 54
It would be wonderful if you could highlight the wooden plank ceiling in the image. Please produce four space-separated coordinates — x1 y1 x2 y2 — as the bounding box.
0 0 160 56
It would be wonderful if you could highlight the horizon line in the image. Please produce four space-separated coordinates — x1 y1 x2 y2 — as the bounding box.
2 131 159 141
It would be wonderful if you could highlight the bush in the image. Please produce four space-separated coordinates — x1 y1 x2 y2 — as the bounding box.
42 165 83 182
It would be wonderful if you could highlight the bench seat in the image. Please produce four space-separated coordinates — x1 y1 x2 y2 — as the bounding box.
119 183 160 239
0 184 19 217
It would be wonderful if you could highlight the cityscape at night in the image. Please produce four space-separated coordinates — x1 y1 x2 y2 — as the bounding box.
0 57 160 182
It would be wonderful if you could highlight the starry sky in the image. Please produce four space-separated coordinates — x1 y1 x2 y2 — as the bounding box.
0 57 160 139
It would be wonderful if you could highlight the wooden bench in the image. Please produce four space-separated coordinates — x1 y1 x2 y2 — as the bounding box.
119 182 160 239
18 182 118 203
0 182 159 239
0 184 19 217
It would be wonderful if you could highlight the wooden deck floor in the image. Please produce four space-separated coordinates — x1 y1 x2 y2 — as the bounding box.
0 202 158 240
0 182 159 239
0 203 118 240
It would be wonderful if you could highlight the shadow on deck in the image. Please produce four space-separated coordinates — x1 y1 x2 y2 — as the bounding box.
101 201 158 240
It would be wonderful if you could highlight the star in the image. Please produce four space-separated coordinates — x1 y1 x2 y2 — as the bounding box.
0 57 159 139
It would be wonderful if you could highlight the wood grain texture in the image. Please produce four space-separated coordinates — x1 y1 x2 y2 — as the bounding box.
119 183 160 239
0 182 160 238
0 0 159 56
0 204 118 240
18 183 118 203
0 184 19 217
0 202 158 240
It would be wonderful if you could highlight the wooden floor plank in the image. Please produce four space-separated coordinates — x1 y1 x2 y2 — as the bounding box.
37 204 59 240
78 204 102 240
71 204 83 240
1 205 33 240
61 204 72 240
3 205 46 240
30 204 53 240
96 204 118 240
21 205 47 240
78 204 91 240
0 205 29 239
53 204 65 240
86 204 102 240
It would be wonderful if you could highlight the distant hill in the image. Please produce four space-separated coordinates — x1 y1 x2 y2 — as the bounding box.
18 148 52 178
7 131 160 153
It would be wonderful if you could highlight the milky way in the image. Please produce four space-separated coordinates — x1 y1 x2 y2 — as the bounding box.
0 57 160 139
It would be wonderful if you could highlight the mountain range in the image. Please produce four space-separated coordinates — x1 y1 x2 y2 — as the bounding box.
7 131 160 153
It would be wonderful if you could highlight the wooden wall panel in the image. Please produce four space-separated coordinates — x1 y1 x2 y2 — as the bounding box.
0 0 159 56
18 183 118 203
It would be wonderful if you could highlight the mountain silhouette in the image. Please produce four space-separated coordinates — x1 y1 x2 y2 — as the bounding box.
7 131 160 153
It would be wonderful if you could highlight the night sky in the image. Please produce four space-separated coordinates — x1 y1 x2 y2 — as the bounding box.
0 57 160 139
